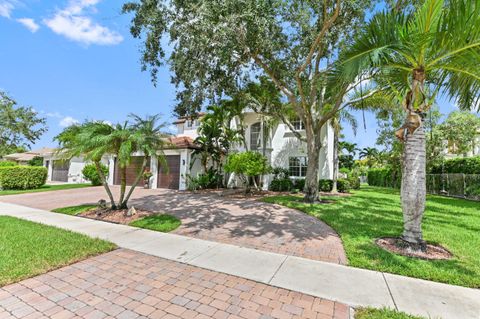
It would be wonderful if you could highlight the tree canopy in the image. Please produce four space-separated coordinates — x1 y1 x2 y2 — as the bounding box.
0 91 47 157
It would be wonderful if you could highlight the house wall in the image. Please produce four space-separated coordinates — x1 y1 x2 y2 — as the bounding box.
176 122 200 140
43 155 111 184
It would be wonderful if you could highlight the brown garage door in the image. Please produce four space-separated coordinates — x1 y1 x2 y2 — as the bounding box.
52 160 69 182
158 155 180 189
114 156 150 186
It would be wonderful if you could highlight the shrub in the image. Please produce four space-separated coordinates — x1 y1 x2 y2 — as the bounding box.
430 156 480 174
27 156 44 166
367 167 401 188
188 168 222 190
347 175 361 190
0 166 47 190
82 163 109 186
269 178 293 192
337 179 351 193
225 152 270 191
465 184 480 197
319 179 333 192
0 161 17 167
293 178 305 191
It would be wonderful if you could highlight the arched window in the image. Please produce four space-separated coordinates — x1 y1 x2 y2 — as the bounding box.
250 122 261 150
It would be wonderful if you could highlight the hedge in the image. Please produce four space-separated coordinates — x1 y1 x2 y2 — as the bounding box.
367 167 401 188
0 161 17 167
430 156 480 174
0 166 47 190
82 163 109 186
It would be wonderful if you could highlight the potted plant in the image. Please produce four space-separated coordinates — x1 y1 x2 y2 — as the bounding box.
142 169 153 189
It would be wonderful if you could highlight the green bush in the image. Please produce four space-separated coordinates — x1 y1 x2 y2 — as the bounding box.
319 179 333 192
430 156 480 174
337 179 351 193
0 166 47 190
269 178 293 192
225 152 270 191
0 161 17 167
367 167 401 188
293 178 305 191
187 168 222 190
82 163 108 186
465 184 480 197
348 175 361 190
27 156 44 167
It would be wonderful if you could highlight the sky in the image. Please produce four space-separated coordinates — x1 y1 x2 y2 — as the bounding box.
0 0 462 152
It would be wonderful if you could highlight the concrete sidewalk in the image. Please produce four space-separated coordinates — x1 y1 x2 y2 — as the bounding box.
1 202 479 319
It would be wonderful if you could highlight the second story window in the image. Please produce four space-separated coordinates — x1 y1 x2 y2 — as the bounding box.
186 119 196 128
291 118 305 130
250 122 261 150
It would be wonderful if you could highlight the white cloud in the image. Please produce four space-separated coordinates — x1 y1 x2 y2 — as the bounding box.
0 0 15 18
17 17 39 32
59 116 79 127
43 0 123 46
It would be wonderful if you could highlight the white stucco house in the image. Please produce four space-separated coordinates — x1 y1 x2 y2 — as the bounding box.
20 110 334 191
174 110 335 189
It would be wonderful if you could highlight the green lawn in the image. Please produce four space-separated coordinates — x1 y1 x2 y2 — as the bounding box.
263 186 480 288
355 308 425 319
129 214 181 232
0 216 115 286
52 204 97 215
0 183 92 196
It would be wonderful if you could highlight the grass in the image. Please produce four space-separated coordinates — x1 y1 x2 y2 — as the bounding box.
355 308 425 319
263 186 480 288
0 183 92 196
129 214 181 233
52 204 97 215
0 216 115 286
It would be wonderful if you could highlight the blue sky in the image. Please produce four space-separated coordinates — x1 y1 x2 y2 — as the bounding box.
0 0 460 152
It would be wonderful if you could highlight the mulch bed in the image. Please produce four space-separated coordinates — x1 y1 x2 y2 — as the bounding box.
189 188 353 199
376 237 453 260
78 207 156 225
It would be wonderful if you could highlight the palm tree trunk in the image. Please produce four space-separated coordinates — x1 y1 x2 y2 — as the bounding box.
401 124 426 246
118 166 127 208
95 161 117 209
121 156 148 208
332 129 339 193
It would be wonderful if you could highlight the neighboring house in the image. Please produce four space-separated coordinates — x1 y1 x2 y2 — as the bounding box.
3 147 55 165
444 129 480 159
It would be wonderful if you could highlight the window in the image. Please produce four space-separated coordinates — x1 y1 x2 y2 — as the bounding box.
186 120 194 128
289 156 308 177
291 118 305 130
250 122 261 150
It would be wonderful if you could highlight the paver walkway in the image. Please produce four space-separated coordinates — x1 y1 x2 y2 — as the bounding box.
0 186 346 264
0 249 349 319
1 202 479 319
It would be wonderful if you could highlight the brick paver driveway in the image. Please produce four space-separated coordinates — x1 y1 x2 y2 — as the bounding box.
0 249 349 319
0 186 346 264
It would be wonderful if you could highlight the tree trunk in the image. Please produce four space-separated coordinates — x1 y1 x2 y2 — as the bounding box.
121 156 148 208
332 129 339 193
95 161 117 209
401 124 426 246
304 131 321 202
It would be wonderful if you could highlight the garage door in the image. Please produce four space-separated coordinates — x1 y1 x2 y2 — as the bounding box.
52 160 69 182
114 156 150 186
158 155 180 189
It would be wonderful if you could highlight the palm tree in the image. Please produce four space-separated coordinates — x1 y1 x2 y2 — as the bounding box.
343 0 480 247
331 111 358 193
359 147 380 160
56 114 168 209
122 114 169 207
55 121 119 208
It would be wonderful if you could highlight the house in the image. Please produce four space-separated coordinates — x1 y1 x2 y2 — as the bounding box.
3 147 55 165
175 110 334 190
444 129 480 158
9 111 334 190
